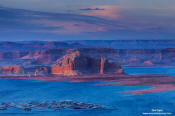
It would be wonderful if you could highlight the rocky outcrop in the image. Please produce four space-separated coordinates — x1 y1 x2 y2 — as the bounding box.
22 50 53 63
144 60 153 66
52 51 124 76
0 100 106 111
34 67 50 76
0 41 85 51
0 51 27 60
21 49 66 64
0 65 24 75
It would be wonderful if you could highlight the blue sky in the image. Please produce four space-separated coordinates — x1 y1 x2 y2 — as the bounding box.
0 0 175 41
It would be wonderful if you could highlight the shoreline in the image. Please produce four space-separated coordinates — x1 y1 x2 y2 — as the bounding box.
0 73 174 96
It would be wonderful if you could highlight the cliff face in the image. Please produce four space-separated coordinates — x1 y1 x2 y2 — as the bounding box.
52 51 124 76
22 50 53 63
1 47 175 67
0 65 24 74
0 51 27 60
21 49 66 64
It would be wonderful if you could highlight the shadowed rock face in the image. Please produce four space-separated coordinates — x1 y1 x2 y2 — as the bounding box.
34 67 50 76
0 65 24 74
52 51 124 76
1 47 175 67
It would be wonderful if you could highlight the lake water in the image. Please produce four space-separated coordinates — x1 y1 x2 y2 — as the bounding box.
125 67 175 76
0 67 175 116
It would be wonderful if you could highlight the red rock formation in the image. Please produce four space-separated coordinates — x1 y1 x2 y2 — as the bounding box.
0 65 24 74
52 51 124 76
144 60 153 66
129 57 137 62
34 67 50 76
21 49 66 64
21 50 53 63
52 51 81 75
100 57 104 74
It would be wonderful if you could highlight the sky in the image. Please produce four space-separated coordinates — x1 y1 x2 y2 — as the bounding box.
0 0 175 41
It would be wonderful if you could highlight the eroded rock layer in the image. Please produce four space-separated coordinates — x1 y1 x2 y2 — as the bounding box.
52 51 124 75
0 65 24 74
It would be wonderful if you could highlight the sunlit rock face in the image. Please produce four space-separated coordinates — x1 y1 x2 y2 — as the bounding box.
52 51 124 76
144 60 154 66
0 65 24 74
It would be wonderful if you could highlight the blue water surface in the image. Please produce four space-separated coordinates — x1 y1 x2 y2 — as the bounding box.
124 67 175 76
0 67 175 116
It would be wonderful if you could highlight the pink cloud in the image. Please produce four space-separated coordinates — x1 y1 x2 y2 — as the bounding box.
27 6 171 35
81 5 122 19
30 20 107 34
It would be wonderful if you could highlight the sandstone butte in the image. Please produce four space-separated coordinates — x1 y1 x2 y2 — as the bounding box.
0 65 24 74
52 51 125 76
